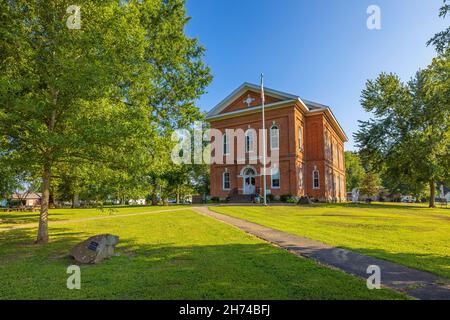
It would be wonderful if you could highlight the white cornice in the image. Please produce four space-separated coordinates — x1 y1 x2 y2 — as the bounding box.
206 100 298 121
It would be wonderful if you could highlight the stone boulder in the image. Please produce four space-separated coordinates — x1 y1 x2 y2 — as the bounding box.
69 234 119 264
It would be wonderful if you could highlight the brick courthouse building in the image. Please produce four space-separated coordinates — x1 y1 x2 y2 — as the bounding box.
206 83 348 202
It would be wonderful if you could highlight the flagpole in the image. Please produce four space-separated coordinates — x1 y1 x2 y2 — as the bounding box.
261 73 267 206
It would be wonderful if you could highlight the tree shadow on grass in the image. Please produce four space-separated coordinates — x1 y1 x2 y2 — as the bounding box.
325 202 449 211
0 228 406 300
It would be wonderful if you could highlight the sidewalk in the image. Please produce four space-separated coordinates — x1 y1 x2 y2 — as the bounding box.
194 206 450 300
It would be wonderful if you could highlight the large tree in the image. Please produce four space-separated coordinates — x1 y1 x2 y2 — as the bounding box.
355 2 450 208
355 69 450 208
344 151 365 192
427 0 450 55
359 171 381 200
0 0 211 243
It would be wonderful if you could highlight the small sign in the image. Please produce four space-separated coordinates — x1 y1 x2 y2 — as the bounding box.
87 241 99 251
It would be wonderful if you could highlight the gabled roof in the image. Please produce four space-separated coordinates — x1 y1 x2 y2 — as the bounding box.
12 192 42 200
206 82 348 142
206 82 322 118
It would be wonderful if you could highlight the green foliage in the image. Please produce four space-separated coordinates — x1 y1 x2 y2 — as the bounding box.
427 0 450 55
344 151 365 191
356 3 450 207
355 68 450 207
280 194 294 203
0 0 212 241
210 197 220 203
359 172 381 198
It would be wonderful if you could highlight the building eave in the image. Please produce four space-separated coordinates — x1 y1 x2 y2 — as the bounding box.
307 108 349 142
206 100 298 122
207 82 304 118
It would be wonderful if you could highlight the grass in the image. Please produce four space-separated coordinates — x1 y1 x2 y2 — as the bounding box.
0 205 189 229
0 207 404 300
210 203 450 279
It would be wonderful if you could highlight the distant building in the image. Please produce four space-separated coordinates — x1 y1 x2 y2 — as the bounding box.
438 183 450 201
128 199 146 205
12 192 42 207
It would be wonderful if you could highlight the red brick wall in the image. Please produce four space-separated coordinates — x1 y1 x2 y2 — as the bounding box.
209 102 346 202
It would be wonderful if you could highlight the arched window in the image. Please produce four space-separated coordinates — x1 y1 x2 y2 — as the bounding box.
245 130 255 153
243 167 256 176
313 169 320 189
222 133 230 155
299 168 303 190
223 171 230 190
270 125 279 150
271 167 280 189
338 175 341 198
298 126 303 151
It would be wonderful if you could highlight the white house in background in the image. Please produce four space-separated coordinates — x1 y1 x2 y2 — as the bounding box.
12 192 42 207
128 199 146 205
438 183 450 202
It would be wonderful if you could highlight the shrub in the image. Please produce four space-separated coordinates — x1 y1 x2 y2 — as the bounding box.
280 194 293 203
286 197 296 204
211 197 220 203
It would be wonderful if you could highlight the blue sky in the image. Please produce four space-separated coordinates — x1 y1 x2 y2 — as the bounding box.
185 0 448 150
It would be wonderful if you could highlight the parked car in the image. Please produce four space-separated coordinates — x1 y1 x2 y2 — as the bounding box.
401 196 416 203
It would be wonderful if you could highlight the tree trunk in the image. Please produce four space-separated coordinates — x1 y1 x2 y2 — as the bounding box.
151 187 158 206
37 165 51 243
429 180 436 208
71 193 80 208
176 189 180 204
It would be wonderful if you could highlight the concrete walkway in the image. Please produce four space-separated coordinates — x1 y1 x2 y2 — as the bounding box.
194 207 450 300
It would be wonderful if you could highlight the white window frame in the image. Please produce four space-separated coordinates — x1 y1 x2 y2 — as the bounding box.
298 126 303 151
270 125 279 150
299 168 303 190
313 170 320 189
223 171 230 190
245 130 255 153
222 133 230 156
271 168 281 189
338 175 341 197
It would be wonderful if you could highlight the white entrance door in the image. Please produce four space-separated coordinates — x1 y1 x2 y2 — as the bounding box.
243 168 256 195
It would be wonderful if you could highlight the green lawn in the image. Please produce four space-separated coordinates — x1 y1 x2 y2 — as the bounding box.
210 203 450 279
0 207 404 300
0 205 189 229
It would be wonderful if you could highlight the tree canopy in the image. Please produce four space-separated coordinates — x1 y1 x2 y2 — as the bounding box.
355 1 450 207
0 0 212 243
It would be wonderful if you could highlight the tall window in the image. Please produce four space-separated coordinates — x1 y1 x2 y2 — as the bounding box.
313 169 320 189
245 130 254 153
271 168 280 188
270 125 279 150
223 133 230 155
338 176 341 198
299 168 303 190
324 129 328 159
298 126 303 151
337 146 341 168
223 172 230 190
